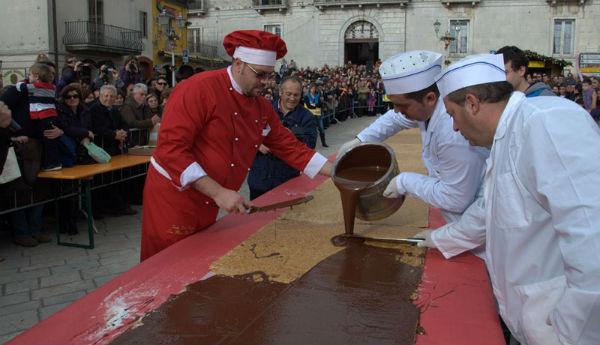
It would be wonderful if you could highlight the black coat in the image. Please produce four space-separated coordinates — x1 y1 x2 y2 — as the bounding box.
88 102 128 156
0 86 34 137
247 102 317 194
58 103 90 140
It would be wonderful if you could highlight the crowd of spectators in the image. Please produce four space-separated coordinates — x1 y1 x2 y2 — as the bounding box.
2 50 600 249
0 54 184 247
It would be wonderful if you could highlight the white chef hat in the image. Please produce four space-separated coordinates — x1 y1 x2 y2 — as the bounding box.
435 54 506 98
379 51 444 95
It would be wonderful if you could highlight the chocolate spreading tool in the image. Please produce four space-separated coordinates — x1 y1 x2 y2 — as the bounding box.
246 195 314 214
331 233 424 247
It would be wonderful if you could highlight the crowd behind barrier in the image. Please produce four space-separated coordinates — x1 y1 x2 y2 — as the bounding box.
1 52 600 251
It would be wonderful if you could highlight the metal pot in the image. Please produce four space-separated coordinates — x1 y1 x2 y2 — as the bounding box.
333 143 404 221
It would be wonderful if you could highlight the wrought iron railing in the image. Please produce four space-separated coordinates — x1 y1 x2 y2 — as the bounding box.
63 21 143 54
251 0 288 11
188 0 207 12
314 0 409 6
188 42 219 59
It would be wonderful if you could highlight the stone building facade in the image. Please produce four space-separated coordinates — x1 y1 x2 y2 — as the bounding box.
188 0 600 74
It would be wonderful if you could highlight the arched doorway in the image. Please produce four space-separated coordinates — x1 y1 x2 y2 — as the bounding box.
344 21 379 71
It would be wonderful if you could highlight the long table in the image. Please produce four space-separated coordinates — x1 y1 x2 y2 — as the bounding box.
6 170 504 345
37 155 150 249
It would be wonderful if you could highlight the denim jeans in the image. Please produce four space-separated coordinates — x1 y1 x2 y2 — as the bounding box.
11 205 44 236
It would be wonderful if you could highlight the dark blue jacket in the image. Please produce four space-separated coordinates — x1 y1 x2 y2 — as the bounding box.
248 101 317 194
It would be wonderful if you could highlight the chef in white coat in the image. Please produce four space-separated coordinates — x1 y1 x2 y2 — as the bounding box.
338 50 487 223
419 53 600 345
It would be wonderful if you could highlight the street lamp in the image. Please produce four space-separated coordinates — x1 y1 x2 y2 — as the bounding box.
433 19 441 37
158 9 186 86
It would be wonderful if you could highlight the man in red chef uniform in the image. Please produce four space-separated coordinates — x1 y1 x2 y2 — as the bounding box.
140 30 333 261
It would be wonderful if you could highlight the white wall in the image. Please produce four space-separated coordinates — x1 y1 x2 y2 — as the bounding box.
189 0 600 72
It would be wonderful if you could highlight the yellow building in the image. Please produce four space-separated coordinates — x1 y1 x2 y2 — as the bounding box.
152 0 188 67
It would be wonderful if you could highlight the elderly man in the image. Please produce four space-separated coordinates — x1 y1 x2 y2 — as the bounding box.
89 85 128 156
141 30 333 261
248 76 317 200
120 83 160 129
339 51 488 224
419 54 600 345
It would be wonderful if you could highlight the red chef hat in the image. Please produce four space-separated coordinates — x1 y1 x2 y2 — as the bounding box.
223 30 287 67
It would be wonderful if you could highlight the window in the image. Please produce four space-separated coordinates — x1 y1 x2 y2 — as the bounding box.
188 28 202 53
449 19 469 54
88 0 103 24
139 11 148 38
553 19 575 55
264 24 282 37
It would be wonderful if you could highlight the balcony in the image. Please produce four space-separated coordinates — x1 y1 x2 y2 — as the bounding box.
188 0 207 15
63 21 143 55
252 0 289 13
546 0 587 5
314 0 410 10
441 0 480 6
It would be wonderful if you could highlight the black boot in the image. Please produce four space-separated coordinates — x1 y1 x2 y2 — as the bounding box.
320 132 329 148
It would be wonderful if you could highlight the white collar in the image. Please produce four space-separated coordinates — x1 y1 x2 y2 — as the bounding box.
494 91 526 141
227 66 243 95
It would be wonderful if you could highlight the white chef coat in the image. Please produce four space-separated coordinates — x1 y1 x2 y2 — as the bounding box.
432 92 600 345
357 99 488 223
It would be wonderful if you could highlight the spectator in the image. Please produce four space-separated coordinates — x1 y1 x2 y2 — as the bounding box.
119 56 143 88
152 75 169 103
496 46 554 97
146 93 162 118
57 55 83 92
120 83 159 130
248 76 317 199
304 83 327 147
89 85 128 156
175 64 195 82
16 63 63 171
582 78 597 112
114 89 125 109
88 84 136 216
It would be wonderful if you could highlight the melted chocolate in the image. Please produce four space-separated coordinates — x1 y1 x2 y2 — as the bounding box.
111 244 422 345
333 166 386 235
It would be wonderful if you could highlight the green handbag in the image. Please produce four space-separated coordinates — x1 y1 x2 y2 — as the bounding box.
83 142 111 164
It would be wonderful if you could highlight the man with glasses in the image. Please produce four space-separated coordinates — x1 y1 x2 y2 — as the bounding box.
152 76 169 103
141 30 333 261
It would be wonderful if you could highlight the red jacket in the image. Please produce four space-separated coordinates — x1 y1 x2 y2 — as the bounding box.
141 68 318 260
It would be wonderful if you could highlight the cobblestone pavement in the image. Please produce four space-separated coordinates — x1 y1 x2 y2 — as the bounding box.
0 115 377 343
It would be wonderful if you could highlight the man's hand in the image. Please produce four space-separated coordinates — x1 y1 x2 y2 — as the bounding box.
88 131 95 140
319 160 333 177
338 138 361 156
115 129 128 141
43 125 63 139
383 175 406 198
414 230 436 248
193 175 252 214
212 188 251 214
0 101 11 128
151 115 161 126
258 144 270 154
11 136 28 144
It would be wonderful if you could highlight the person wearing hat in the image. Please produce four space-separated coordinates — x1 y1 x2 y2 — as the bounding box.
338 51 488 224
140 30 333 261
417 54 600 345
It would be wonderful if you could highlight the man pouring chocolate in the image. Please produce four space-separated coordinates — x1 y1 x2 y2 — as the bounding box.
338 51 488 226
141 30 333 261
